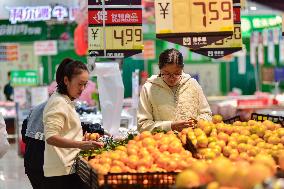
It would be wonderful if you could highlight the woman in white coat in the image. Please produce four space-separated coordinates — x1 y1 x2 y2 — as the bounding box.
137 49 212 132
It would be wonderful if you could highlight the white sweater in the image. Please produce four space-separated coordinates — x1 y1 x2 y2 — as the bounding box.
137 74 212 132
43 92 82 177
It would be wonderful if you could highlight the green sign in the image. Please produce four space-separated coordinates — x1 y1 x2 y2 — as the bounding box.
241 15 282 37
0 20 47 42
11 70 39 86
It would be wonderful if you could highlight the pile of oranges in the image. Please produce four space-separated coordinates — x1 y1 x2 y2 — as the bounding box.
88 131 194 175
87 116 284 181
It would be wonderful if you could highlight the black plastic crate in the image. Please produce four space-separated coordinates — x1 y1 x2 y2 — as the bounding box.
251 113 284 126
223 116 241 124
76 157 177 189
101 172 177 189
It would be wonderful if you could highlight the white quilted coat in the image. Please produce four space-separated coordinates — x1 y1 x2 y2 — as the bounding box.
137 74 212 132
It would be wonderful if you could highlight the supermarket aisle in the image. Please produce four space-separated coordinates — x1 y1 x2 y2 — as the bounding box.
0 143 32 189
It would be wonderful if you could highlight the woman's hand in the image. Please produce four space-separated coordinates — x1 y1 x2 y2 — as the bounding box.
171 119 196 132
78 141 104 150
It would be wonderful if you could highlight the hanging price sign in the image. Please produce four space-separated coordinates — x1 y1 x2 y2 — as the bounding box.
155 0 234 50
88 0 143 58
191 0 242 59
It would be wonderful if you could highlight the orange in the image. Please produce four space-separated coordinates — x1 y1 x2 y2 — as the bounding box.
134 135 140 141
168 140 183 153
167 161 178 171
90 133 100 141
137 166 147 173
115 145 127 152
109 165 122 173
159 144 168 152
158 136 170 146
142 137 157 148
127 155 139 169
97 166 109 175
146 145 157 153
99 157 112 164
156 156 170 169
138 147 149 158
154 133 164 140
140 131 152 139
138 157 153 168
128 140 136 145
167 133 178 142
127 146 138 155
109 152 120 160
112 160 125 167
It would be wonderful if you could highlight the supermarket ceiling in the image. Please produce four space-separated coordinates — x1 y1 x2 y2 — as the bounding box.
249 0 284 11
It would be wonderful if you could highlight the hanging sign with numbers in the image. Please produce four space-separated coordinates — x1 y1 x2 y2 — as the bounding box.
88 0 143 58
155 0 234 50
191 0 242 59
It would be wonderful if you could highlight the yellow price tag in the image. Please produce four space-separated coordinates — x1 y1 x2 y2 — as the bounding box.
88 26 143 50
155 0 234 34
189 0 234 32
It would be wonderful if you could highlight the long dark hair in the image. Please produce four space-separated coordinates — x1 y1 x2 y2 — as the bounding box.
158 48 184 69
56 58 88 95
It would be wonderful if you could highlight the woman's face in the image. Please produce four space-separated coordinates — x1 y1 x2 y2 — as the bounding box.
64 70 89 99
160 63 183 87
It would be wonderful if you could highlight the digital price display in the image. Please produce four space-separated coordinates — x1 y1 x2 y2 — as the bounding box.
155 0 234 49
88 0 143 58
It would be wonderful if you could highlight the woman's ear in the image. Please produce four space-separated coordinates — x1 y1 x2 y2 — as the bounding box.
64 76 69 86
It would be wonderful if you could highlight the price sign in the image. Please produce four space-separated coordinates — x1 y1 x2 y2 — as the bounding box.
191 0 242 59
155 0 234 49
89 26 142 50
88 0 143 58
189 0 233 32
